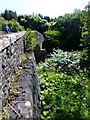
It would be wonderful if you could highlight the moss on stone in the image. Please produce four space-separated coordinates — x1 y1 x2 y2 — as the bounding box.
20 53 27 66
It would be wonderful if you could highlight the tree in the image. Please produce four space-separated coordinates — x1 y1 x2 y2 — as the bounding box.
43 16 51 22
53 14 82 51
0 17 5 30
1 9 17 20
43 30 60 53
86 2 90 68
18 15 49 34
8 19 24 32
81 2 90 71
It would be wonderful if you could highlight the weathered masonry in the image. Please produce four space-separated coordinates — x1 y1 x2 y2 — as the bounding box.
0 32 41 119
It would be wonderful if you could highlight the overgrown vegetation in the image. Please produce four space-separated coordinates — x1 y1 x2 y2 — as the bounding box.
37 49 89 120
43 49 82 74
26 28 37 50
0 16 24 32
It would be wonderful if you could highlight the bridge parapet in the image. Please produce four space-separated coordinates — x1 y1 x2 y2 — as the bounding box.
33 30 46 63
0 31 41 119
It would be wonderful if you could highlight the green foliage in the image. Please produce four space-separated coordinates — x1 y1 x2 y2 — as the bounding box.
55 14 82 51
8 19 24 32
18 15 49 33
80 2 90 71
1 9 17 20
26 28 38 49
39 72 88 120
43 30 60 53
1 18 8 31
0 17 24 32
44 30 60 39
80 10 88 48
0 17 5 30
40 49 82 74
37 49 89 120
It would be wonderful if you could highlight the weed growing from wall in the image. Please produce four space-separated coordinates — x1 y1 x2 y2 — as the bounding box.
26 29 38 50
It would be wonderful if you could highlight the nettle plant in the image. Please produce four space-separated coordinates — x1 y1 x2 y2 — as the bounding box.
43 49 82 74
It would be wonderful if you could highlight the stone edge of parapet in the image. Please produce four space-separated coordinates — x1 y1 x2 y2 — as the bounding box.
0 31 26 52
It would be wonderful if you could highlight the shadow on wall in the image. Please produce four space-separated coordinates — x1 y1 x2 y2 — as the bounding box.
33 31 46 63
34 44 46 63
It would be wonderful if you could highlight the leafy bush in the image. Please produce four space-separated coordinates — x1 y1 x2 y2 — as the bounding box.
37 67 88 120
26 28 38 49
8 19 24 32
0 17 5 30
43 30 60 53
1 17 24 32
40 49 82 74
37 49 89 120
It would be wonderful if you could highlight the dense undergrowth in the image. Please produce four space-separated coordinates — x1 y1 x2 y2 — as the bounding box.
37 49 89 120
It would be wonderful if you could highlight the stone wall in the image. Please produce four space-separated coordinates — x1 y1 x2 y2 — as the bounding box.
0 32 41 119
33 30 44 50
33 30 46 63
0 32 26 102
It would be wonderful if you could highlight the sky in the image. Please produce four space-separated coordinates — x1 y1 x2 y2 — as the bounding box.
0 0 90 18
